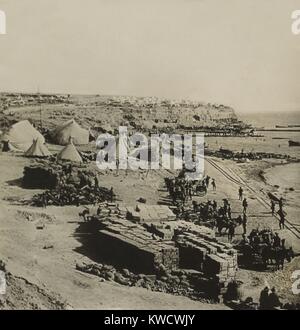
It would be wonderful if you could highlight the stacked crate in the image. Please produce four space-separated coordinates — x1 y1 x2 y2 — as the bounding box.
125 204 176 223
175 230 238 286
98 212 179 273
94 203 237 283
160 243 179 270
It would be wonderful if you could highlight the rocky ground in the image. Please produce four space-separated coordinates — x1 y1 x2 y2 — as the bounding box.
1 273 68 310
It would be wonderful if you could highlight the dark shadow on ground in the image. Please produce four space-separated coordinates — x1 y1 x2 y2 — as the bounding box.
6 177 23 187
73 221 104 264
73 220 157 274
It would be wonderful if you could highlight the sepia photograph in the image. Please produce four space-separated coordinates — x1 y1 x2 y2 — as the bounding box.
0 0 299 315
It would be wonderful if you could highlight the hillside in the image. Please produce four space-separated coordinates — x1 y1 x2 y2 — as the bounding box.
0 93 242 134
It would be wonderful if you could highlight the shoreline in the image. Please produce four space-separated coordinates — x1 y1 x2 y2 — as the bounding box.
259 161 300 191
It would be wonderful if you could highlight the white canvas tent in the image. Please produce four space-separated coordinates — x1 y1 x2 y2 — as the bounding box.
57 138 83 163
51 119 89 145
1 120 45 151
24 139 52 158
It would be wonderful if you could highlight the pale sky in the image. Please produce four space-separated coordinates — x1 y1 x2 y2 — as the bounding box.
0 0 299 113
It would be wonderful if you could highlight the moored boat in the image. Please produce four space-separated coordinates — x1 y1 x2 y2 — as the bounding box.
288 140 300 147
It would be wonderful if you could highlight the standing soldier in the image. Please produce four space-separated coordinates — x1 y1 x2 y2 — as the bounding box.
42 194 47 208
110 187 114 203
278 197 284 211
68 163 73 175
212 178 216 191
223 199 229 214
227 205 232 219
271 199 275 216
205 175 210 189
238 187 243 201
259 287 270 310
203 181 207 194
242 213 247 235
94 175 99 193
242 198 248 214
273 232 281 247
228 222 235 242
277 208 286 230
268 287 282 309
213 200 218 212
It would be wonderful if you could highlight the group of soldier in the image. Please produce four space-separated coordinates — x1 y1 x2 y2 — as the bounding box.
188 184 250 242
167 171 288 245
241 185 287 231
259 287 282 310
237 186 249 234
241 228 285 249
166 175 216 205
221 187 249 242
271 197 286 230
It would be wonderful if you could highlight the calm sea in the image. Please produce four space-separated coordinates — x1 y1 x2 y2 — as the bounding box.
204 111 300 158
239 111 300 129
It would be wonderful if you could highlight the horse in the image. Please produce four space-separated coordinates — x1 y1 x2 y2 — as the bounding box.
79 208 90 221
239 243 256 266
216 216 243 235
261 245 294 270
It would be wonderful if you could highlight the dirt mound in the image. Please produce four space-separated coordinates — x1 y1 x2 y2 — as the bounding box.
0 273 69 310
265 256 300 305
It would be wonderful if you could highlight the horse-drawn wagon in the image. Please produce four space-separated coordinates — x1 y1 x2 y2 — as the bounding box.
236 230 294 270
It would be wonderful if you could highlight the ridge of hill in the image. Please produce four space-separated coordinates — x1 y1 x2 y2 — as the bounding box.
0 93 243 133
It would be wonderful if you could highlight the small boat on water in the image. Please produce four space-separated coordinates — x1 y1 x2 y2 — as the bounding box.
250 134 264 137
288 140 300 147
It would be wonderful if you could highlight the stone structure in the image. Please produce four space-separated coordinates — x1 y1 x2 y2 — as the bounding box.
92 203 238 287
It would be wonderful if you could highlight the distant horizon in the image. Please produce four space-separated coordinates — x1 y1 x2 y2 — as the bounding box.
1 88 300 116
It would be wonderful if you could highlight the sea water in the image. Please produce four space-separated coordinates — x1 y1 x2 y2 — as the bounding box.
204 111 300 158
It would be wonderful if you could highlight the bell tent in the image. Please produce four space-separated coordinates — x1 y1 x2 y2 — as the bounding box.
51 119 89 145
24 139 52 158
57 138 83 163
2 120 45 151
